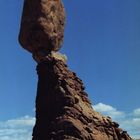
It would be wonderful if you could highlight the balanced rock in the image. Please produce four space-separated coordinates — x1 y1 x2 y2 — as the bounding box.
32 56 132 140
18 1 133 139
19 0 65 57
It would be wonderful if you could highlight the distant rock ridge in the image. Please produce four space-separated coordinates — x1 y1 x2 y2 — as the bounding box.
32 56 132 140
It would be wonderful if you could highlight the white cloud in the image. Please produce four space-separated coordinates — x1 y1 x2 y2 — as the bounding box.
94 103 125 120
0 116 35 140
120 118 140 140
133 108 140 117
93 103 140 139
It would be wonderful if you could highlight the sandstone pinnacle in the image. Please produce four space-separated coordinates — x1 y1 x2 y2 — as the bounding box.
18 1 133 140
32 56 132 140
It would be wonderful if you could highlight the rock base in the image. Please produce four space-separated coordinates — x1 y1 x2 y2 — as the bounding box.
32 57 132 140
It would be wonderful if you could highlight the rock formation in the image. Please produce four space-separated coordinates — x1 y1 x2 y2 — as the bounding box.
18 0 132 140
19 0 65 62
32 56 132 140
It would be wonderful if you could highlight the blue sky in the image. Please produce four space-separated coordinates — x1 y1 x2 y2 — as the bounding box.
0 0 140 139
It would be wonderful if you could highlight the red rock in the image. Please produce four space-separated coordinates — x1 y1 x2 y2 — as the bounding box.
32 56 132 140
19 0 65 56
18 1 133 140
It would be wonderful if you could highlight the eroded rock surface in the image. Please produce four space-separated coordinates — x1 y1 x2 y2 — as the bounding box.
18 1 132 140
19 0 65 55
32 56 132 140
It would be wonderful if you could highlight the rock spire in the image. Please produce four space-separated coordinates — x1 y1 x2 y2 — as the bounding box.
32 56 132 140
18 0 132 140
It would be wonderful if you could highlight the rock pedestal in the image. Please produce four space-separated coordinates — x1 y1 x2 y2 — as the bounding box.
18 1 133 140
32 56 132 140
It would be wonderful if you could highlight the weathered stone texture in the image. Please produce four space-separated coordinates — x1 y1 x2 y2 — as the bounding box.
32 56 132 140
19 0 65 56
18 1 133 140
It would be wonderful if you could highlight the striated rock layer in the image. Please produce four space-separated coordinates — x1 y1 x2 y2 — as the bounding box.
19 0 65 57
32 56 132 140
